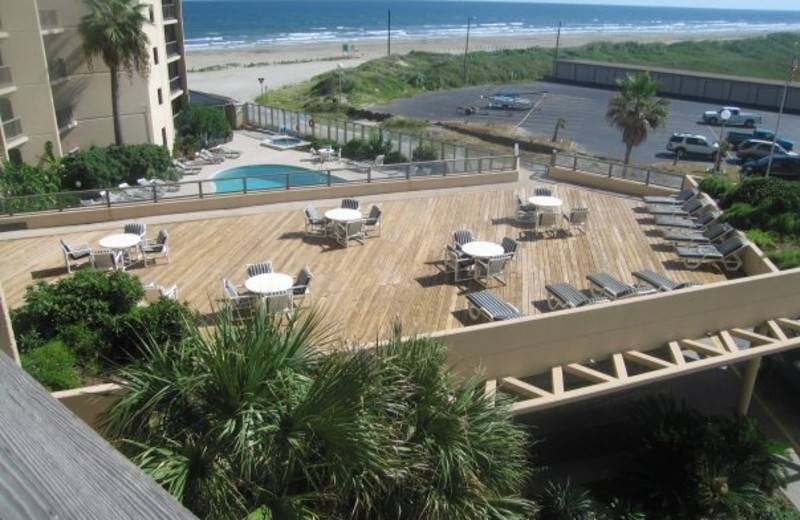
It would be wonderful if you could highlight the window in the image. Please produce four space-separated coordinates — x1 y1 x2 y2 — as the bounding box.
157 88 163 105
153 47 159 65
8 149 22 165
162 127 167 146
149 6 154 22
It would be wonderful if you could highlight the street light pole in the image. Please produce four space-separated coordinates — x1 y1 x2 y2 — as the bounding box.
258 77 264 97
337 63 344 105
463 17 475 84
714 108 731 173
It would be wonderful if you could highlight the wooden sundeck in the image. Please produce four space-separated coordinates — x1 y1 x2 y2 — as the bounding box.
0 183 729 343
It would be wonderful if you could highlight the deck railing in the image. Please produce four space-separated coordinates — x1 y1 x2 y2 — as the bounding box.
551 152 685 189
169 76 182 94
0 155 517 216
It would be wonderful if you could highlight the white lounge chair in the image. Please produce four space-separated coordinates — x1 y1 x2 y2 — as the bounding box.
196 149 224 164
676 236 749 271
631 270 701 292
211 145 242 159
466 290 525 322
545 282 609 311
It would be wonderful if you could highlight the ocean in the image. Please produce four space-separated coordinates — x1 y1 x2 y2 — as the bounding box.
181 1 800 51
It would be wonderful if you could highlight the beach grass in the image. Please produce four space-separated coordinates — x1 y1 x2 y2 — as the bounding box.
257 31 800 113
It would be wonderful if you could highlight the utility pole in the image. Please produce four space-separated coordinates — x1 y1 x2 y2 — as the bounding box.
766 41 797 178
463 17 475 84
553 21 562 76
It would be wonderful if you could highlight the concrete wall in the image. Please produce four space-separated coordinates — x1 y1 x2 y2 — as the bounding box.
552 60 800 114
549 166 678 197
0 169 519 230
436 268 800 381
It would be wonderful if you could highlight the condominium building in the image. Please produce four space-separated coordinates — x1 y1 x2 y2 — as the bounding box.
0 0 188 165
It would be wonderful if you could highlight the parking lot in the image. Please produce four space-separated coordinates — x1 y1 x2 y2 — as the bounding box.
371 81 800 167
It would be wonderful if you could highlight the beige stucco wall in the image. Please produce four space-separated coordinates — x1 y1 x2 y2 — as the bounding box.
0 170 519 229
549 166 679 197
1 0 60 163
0 0 184 160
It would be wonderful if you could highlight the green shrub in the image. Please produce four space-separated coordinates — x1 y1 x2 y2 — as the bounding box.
746 229 779 251
412 143 440 162
11 270 145 352
175 105 232 147
0 153 63 212
307 137 339 151
173 134 199 158
341 138 368 160
21 340 81 391
770 249 800 270
384 151 408 164
698 176 735 201
61 144 176 190
106 298 196 363
366 133 393 158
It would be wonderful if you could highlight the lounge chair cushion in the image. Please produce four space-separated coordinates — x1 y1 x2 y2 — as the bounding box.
466 290 525 321
587 272 656 299
642 188 698 205
545 283 608 310
632 270 701 292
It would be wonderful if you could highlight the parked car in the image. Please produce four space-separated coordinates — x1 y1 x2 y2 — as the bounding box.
736 139 797 162
702 106 762 127
665 132 719 160
726 128 794 151
741 155 800 180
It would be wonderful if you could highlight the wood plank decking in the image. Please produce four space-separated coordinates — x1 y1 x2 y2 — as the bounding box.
0 184 728 343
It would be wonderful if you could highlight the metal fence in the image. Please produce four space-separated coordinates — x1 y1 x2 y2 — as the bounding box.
551 152 685 189
0 156 516 216
243 103 497 162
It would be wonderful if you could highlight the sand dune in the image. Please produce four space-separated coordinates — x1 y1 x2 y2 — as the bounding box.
186 30 767 103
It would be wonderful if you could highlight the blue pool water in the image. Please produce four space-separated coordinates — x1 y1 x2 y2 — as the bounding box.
214 164 344 193
270 137 302 146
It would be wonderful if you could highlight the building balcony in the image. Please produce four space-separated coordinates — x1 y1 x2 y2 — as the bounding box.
162 4 177 23
169 76 183 98
39 9 63 35
56 107 76 133
49 59 68 85
0 17 8 39
2 117 28 148
166 41 180 61
0 66 16 95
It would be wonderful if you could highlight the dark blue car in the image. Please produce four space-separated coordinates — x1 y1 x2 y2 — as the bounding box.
741 155 800 180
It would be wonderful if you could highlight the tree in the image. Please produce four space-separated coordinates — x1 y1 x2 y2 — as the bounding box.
78 0 150 146
101 307 534 520
605 73 669 165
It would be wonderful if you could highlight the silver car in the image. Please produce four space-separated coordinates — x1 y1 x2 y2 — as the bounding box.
736 139 797 162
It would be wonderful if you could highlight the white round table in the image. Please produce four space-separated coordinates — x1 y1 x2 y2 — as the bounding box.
461 241 504 259
528 196 563 211
99 233 141 250
245 273 294 294
325 208 362 222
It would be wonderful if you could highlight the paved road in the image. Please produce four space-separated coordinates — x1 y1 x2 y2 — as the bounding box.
372 81 800 166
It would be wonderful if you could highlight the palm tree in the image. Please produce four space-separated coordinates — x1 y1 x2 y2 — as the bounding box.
101 306 534 520
605 73 669 165
551 117 566 143
78 0 150 146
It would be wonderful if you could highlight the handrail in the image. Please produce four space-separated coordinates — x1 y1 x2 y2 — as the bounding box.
551 151 684 189
0 155 519 216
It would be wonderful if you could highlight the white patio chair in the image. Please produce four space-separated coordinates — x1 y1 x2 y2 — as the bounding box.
144 282 178 303
222 278 255 309
59 238 92 273
291 266 314 306
140 228 170 265
124 222 147 237
262 291 293 317
341 197 362 210
91 249 125 271
363 205 382 237
562 208 589 235
537 212 559 238
246 260 273 277
443 245 475 282
474 255 512 287
303 205 327 236
334 219 365 247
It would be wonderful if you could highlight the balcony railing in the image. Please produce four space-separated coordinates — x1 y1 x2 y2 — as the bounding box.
39 9 60 30
0 65 12 87
166 41 179 58
162 4 176 20
56 107 75 132
169 76 182 94
2 117 24 141
49 59 67 82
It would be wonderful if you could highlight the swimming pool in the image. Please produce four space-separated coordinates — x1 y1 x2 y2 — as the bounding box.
213 164 344 193
260 136 310 150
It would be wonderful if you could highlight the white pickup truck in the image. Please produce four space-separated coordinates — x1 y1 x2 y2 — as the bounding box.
702 107 762 127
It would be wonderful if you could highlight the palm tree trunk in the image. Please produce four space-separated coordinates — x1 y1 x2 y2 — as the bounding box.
110 68 124 145
623 145 633 165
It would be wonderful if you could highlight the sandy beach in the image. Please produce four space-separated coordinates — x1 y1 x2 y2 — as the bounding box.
187 30 770 103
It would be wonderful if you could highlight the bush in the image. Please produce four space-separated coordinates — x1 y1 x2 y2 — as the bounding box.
307 137 339 151
698 176 735 201
106 298 196 363
384 151 408 164
21 340 81 391
341 138 368 160
770 249 800 270
0 149 63 212
11 270 145 353
61 144 176 190
172 134 199 158
175 105 232 148
412 143 440 162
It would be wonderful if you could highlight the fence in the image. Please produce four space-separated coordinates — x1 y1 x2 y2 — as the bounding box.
551 152 685 189
0 156 516 216
243 103 498 162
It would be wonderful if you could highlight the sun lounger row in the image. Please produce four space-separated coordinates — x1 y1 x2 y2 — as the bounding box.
466 290 526 322
545 269 703 311
641 187 699 206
